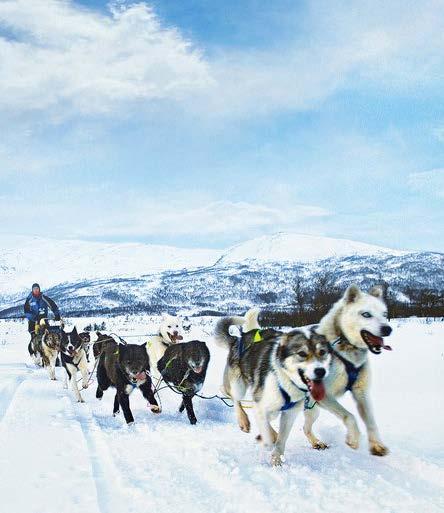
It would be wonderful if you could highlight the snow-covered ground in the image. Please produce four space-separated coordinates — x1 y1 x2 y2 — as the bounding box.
0 316 442 513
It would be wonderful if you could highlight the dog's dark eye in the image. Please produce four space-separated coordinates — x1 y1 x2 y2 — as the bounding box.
361 312 372 318
319 349 326 356
168 325 171 328
297 351 307 358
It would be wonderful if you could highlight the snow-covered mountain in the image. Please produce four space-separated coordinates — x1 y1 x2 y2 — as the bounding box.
0 232 442 317
0 234 220 295
217 232 405 264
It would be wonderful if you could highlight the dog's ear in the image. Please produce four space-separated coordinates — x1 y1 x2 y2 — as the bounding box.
344 284 361 303
71 326 78 337
369 285 384 299
278 333 289 346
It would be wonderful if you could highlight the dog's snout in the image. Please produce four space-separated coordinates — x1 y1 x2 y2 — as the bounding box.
314 367 326 379
381 325 392 337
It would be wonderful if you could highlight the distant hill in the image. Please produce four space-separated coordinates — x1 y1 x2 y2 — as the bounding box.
1 233 442 317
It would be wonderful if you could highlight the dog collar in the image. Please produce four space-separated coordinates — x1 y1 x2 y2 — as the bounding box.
332 335 367 352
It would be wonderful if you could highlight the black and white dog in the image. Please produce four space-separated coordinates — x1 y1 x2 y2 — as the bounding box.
96 340 160 424
60 327 89 403
157 340 210 425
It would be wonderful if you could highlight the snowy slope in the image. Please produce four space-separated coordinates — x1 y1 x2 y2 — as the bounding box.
217 232 406 264
0 235 221 295
0 316 442 513
0 232 407 298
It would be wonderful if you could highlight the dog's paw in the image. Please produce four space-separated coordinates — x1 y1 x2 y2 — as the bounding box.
150 405 161 414
346 433 360 450
271 452 284 467
370 442 389 456
77 398 85 403
113 410 120 417
312 441 329 450
82 382 89 389
189 418 197 425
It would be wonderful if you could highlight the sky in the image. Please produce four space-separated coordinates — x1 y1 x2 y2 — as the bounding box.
0 0 443 251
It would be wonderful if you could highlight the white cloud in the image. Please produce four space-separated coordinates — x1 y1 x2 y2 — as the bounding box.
0 0 211 117
2 1 444 121
80 198 331 238
195 0 444 117
0 187 331 241
408 169 444 198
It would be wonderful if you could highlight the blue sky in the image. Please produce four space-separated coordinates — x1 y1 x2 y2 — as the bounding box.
0 0 443 251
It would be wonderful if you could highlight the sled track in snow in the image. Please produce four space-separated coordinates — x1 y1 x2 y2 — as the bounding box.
0 363 33 423
64 393 130 513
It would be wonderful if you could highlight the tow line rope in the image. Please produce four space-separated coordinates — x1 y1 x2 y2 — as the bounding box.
74 335 253 409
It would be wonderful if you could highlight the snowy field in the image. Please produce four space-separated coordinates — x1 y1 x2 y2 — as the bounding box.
0 315 443 513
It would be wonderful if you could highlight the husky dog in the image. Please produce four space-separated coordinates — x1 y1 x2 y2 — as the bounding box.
60 327 89 403
146 314 184 381
28 319 46 366
182 316 192 334
157 340 210 425
78 330 109 362
215 314 331 466
78 331 95 362
40 322 64 380
303 284 393 456
96 341 160 424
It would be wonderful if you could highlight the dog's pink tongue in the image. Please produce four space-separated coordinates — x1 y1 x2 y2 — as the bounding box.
135 372 146 381
176 334 183 341
310 381 326 401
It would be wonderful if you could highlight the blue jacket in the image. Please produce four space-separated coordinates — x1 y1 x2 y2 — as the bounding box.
24 293 60 322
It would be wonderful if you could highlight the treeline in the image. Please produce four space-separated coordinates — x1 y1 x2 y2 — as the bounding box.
261 272 444 328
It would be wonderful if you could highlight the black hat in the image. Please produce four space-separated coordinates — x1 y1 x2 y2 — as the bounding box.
31 283 40 289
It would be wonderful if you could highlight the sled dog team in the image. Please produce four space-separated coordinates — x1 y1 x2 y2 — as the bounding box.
31 284 393 466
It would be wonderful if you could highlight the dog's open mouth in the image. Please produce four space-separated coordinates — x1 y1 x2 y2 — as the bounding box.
360 330 392 354
191 365 203 374
299 370 326 401
168 332 183 343
130 371 146 383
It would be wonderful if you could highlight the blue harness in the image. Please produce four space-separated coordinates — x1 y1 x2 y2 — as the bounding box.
278 379 308 411
329 339 364 392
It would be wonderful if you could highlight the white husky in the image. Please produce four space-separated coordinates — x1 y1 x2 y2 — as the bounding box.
303 284 393 456
146 314 184 381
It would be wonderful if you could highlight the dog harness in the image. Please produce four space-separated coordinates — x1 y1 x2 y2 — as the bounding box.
278 378 308 411
237 328 264 358
329 338 364 392
279 386 303 411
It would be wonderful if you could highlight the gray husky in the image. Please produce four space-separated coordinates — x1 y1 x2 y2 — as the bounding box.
215 314 331 466
303 284 393 456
